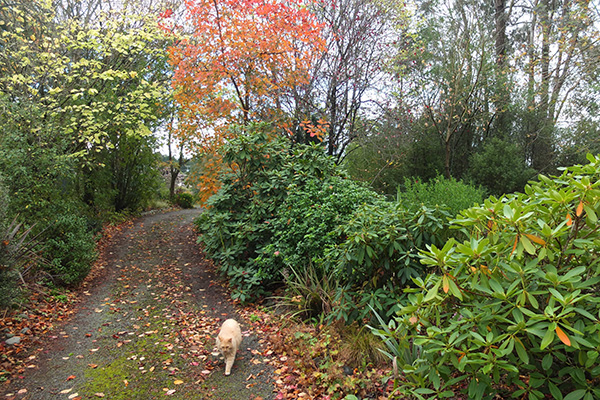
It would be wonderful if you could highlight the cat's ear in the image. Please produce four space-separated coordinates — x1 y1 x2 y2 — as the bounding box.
217 335 223 342
226 337 233 343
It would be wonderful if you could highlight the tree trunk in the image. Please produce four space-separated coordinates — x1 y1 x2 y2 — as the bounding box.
327 82 338 157
493 0 510 138
444 131 451 179
531 0 554 172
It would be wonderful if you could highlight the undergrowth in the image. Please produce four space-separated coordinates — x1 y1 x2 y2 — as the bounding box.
268 318 391 399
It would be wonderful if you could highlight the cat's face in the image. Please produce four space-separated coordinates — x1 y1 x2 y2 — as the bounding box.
219 337 233 352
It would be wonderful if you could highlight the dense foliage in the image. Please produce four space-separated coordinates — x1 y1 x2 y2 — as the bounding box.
0 0 172 304
255 176 378 280
331 203 451 289
302 176 483 323
42 214 98 286
195 124 364 302
310 202 451 324
373 154 600 399
174 192 195 209
195 124 467 324
467 138 537 196
397 175 486 218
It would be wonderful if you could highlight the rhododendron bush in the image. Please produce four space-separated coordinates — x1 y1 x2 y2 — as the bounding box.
373 154 600 400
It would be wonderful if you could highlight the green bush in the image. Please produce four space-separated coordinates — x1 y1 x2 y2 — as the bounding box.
324 201 453 323
374 153 600 399
397 175 486 218
195 124 343 302
0 121 78 225
468 137 536 196
255 176 379 280
42 214 97 286
174 192 195 209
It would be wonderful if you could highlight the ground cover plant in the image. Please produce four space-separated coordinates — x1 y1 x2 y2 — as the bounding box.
372 154 600 399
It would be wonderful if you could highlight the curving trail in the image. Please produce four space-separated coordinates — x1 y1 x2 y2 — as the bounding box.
1 209 274 400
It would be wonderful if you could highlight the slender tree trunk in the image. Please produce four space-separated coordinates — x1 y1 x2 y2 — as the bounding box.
166 117 185 200
444 130 451 179
169 141 185 198
494 0 507 66
327 81 337 157
493 0 510 138
169 169 179 199
525 6 537 167
531 0 554 171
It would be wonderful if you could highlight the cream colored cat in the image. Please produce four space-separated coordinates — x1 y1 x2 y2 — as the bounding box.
216 319 242 375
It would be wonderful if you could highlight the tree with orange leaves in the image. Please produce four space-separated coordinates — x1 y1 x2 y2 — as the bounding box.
166 0 325 203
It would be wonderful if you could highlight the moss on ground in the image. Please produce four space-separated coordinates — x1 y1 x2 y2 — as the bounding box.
77 276 210 400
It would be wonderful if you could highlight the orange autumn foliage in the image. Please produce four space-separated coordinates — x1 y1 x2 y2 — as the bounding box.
167 0 325 204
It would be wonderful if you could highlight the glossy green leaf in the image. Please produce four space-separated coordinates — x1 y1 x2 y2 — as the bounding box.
540 324 556 350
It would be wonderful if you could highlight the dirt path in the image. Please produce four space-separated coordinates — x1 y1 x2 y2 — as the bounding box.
2 209 274 400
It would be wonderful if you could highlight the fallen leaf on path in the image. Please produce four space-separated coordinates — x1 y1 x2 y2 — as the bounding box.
66 375 76 381
60 388 72 394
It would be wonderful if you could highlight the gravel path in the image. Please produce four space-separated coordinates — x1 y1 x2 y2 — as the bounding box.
1 209 274 400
